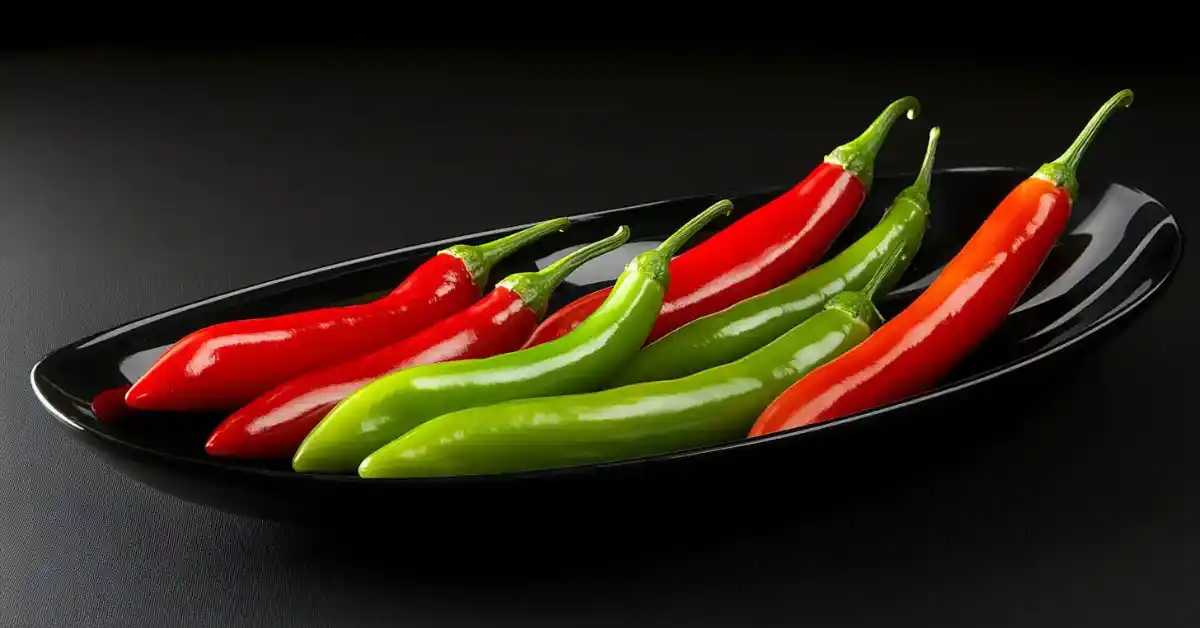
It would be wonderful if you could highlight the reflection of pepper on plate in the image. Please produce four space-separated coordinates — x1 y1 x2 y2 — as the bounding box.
122 217 570 413
521 96 922 349
292 199 735 474
751 89 1135 437
204 226 633 460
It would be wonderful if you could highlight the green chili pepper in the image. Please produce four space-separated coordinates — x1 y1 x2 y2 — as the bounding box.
291 199 735 473
612 126 941 387
356 238 912 479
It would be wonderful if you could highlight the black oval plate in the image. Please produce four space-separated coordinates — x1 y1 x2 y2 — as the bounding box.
29 167 1184 526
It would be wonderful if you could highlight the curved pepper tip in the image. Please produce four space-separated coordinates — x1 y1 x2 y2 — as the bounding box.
290 449 332 474
123 333 230 412
203 428 240 457
124 365 208 412
204 418 272 459
357 445 428 479
291 432 361 474
356 454 387 478
123 377 166 411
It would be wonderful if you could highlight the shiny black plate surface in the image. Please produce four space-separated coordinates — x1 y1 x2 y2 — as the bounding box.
29 167 1183 525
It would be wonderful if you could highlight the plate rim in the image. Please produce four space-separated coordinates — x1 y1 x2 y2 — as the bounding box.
28 165 1186 486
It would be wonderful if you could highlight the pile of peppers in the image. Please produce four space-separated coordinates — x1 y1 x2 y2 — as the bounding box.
113 89 1136 479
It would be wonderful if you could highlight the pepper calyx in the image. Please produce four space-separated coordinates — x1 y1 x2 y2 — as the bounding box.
825 96 921 190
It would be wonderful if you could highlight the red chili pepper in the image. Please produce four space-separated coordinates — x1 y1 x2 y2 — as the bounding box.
204 226 632 459
124 217 570 413
749 90 1134 437
519 96 921 349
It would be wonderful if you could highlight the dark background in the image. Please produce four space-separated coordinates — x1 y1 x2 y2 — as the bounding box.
2 42 1198 626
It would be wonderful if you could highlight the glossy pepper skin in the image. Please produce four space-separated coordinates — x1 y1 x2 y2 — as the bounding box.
751 90 1135 437
356 243 911 478
520 96 921 349
123 218 570 413
613 127 942 387
204 226 632 459
291 200 735 473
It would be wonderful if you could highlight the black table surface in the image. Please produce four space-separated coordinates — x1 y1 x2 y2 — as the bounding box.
2 48 1197 627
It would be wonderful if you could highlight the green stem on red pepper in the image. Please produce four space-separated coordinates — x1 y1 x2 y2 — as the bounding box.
498 226 632 318
825 96 922 189
442 217 573 287
1034 89 1134 199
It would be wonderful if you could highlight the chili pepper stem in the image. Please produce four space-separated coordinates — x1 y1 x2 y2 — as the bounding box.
658 200 734 258
913 126 941 197
628 199 734 281
825 96 921 190
499 226 632 317
891 126 942 212
442 217 572 287
1034 89 1134 199
843 127 941 321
